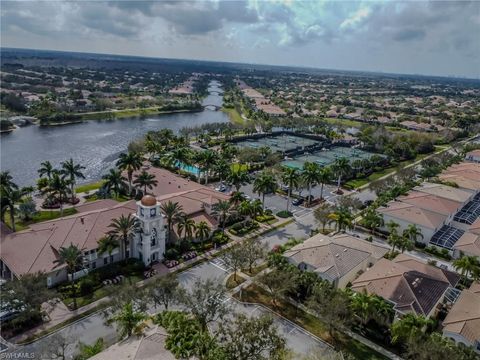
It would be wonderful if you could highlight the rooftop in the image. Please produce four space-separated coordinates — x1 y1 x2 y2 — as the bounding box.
284 233 389 282
352 255 460 316
443 288 480 344
378 201 447 229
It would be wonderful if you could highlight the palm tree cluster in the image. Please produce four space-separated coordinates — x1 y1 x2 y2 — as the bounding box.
101 151 157 198
385 221 421 256
37 159 86 214
159 200 212 245
0 171 30 232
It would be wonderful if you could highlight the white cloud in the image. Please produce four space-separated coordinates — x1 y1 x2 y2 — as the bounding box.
340 7 371 30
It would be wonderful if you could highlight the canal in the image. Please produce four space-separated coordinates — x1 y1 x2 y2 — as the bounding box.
0 80 229 187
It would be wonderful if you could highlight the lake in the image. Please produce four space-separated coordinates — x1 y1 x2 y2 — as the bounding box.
0 80 229 187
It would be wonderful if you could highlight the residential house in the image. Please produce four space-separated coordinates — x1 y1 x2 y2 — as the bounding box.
465 150 480 163
442 282 480 353
378 201 447 243
351 254 460 317
284 233 389 288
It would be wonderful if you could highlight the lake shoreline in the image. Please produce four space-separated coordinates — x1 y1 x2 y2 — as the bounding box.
39 107 204 127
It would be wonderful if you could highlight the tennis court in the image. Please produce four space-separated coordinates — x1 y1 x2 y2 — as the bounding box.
282 147 379 169
235 134 319 153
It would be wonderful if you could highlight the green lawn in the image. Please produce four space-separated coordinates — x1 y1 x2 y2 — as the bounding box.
345 153 431 189
222 107 245 125
5 208 78 231
76 181 105 193
231 163 249 172
236 285 388 360
321 117 364 128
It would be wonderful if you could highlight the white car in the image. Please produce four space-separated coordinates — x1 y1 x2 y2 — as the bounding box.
215 184 227 192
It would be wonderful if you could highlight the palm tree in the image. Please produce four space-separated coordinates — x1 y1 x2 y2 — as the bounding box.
281 166 300 212
332 157 350 193
350 291 376 331
385 221 402 253
453 255 480 284
110 301 147 339
1 187 24 232
172 147 192 168
403 224 424 246
398 235 414 253
0 171 18 191
102 169 126 198
362 208 384 233
54 243 85 310
318 167 333 200
108 214 140 260
250 199 263 220
97 235 119 264
253 171 278 210
213 159 230 184
238 200 252 220
48 172 69 217
195 221 211 246
212 200 234 234
199 150 217 184
176 213 196 241
229 191 246 206
227 168 250 192
328 207 353 232
116 152 143 194
133 170 158 195
391 313 433 344
302 162 320 206
60 158 86 203
160 201 183 243
38 161 54 180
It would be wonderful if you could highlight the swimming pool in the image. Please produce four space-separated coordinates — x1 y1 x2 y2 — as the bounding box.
177 162 201 176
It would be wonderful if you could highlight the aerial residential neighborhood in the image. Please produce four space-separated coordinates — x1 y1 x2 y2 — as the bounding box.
1 1 479 360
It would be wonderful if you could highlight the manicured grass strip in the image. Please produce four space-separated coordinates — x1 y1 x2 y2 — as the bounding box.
222 107 245 125
76 181 105 193
236 285 388 360
5 208 78 231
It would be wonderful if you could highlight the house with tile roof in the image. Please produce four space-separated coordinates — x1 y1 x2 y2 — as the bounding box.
284 233 389 288
443 282 480 353
465 149 480 163
378 201 447 244
352 254 460 317
0 170 230 287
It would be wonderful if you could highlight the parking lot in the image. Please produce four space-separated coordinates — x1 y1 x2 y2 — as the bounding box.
211 178 338 216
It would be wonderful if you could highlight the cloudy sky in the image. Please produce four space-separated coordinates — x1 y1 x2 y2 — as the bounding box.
1 0 479 78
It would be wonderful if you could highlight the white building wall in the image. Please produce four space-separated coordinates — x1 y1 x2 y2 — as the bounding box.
380 214 437 243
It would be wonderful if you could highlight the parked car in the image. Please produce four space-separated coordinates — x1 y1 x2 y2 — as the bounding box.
292 198 304 206
215 184 227 192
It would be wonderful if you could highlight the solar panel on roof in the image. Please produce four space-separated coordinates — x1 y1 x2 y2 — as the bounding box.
453 196 480 225
430 225 465 250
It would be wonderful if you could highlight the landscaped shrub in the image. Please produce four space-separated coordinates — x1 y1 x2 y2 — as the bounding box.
78 277 96 295
276 210 292 218
212 231 230 245
228 220 259 236
165 248 180 261
415 241 427 249
256 214 275 223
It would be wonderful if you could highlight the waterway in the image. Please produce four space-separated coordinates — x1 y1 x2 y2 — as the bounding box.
0 80 228 187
